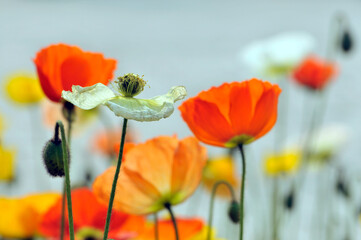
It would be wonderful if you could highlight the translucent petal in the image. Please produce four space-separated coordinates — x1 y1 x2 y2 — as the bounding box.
62 84 187 122
61 83 115 109
105 86 187 121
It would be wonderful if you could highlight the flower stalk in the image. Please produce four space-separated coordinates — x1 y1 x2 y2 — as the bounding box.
103 118 128 240
238 144 246 240
57 121 75 240
207 180 237 240
164 203 179 240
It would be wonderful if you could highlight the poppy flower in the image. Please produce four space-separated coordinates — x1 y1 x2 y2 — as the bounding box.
136 217 205 240
41 99 97 134
0 144 16 182
34 43 116 102
263 150 301 176
179 78 281 148
92 127 137 157
0 193 60 238
292 56 337 90
240 31 315 78
39 188 145 240
62 74 187 122
5 72 44 104
202 155 238 197
93 136 207 215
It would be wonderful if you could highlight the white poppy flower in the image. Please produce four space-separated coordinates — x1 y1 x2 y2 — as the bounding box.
61 82 187 122
240 31 316 78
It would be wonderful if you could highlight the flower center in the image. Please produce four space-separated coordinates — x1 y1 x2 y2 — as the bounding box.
116 73 147 97
225 134 254 148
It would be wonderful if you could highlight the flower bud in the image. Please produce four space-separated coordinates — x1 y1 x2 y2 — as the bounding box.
42 123 69 177
62 101 76 123
116 73 147 97
228 200 240 223
284 190 294 210
341 30 353 53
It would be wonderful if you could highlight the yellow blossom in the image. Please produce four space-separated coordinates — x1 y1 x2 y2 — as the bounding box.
202 155 238 197
5 72 44 104
264 150 301 176
190 226 226 240
0 145 15 181
0 193 60 238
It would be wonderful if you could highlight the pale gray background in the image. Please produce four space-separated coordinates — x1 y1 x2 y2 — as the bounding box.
0 1 361 239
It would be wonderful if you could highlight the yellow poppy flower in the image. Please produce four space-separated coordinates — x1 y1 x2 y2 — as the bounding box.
0 145 15 181
264 150 301 176
202 155 238 198
5 72 44 104
0 114 4 134
0 193 60 238
190 226 226 240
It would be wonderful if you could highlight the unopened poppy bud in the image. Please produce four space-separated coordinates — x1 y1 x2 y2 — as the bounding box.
341 30 353 53
228 200 240 223
62 101 76 122
284 190 295 210
42 123 69 177
116 73 147 97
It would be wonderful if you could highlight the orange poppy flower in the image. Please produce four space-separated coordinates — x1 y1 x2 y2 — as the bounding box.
136 217 204 240
39 188 145 240
292 56 337 90
34 43 116 102
92 128 137 157
93 136 207 215
178 78 281 148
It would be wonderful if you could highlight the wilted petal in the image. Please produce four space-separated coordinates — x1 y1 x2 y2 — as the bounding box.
105 86 187 121
62 83 115 109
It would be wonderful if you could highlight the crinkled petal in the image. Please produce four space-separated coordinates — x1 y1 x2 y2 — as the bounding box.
61 83 115 109
105 86 187 121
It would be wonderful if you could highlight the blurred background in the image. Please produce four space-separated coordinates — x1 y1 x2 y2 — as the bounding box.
1 1 361 239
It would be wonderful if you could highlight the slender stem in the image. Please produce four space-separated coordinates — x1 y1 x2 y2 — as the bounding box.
103 118 128 240
60 109 74 240
60 184 66 240
154 212 159 240
207 180 237 240
238 144 246 240
165 203 179 240
57 121 75 240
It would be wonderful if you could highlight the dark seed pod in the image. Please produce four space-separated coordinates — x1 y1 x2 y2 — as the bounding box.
341 30 353 53
284 190 294 210
42 139 66 177
62 101 76 123
228 200 240 223
336 177 350 198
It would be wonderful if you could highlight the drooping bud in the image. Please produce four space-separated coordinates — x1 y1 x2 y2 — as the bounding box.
116 73 147 97
62 101 76 123
228 200 240 223
284 190 295 210
341 30 353 53
42 123 69 177
336 173 350 198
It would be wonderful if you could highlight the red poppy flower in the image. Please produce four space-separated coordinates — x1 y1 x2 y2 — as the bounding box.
34 43 116 102
39 188 145 240
292 56 337 90
179 78 281 148
136 218 204 240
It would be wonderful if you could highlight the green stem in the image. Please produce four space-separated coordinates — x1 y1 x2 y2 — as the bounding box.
60 109 73 240
57 121 75 240
103 118 128 240
60 184 66 240
154 212 159 240
165 203 179 240
238 144 246 240
207 180 237 240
